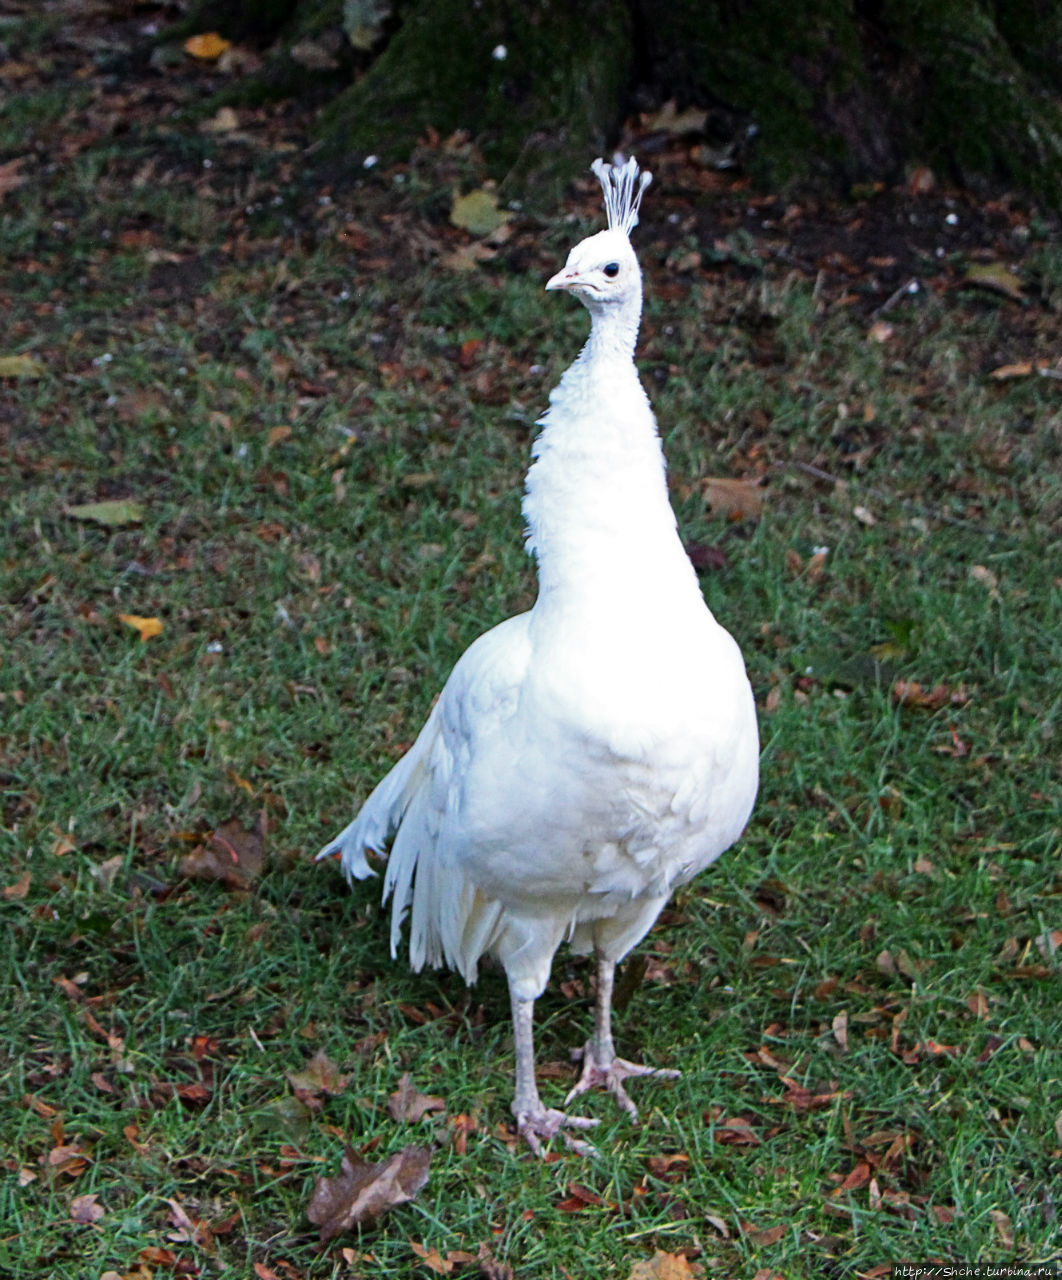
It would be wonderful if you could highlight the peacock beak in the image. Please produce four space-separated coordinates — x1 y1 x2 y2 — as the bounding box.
546 267 578 291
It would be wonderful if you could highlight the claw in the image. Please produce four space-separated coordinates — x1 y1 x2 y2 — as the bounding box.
566 1043 681 1121
514 1105 600 1157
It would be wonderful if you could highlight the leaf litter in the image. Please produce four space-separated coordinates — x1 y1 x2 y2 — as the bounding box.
307 1144 431 1240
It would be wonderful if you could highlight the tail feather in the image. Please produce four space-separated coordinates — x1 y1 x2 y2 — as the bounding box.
316 712 437 884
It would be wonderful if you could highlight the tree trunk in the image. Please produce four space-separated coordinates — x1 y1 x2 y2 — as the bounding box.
179 0 1062 209
315 0 633 204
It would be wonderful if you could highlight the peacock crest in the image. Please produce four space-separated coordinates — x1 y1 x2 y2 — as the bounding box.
591 155 652 238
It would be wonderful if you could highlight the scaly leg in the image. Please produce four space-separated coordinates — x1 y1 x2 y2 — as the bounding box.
566 954 681 1120
509 984 598 1156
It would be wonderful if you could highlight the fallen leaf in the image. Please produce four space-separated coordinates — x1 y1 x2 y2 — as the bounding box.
70 1192 105 1223
3 870 31 899
989 1208 1014 1248
0 352 43 378
166 1197 215 1250
748 1223 786 1246
706 1112 761 1145
1037 927 1062 959
831 1162 871 1194
200 106 240 134
891 679 969 710
866 320 894 343
625 1251 701 1280
832 1010 849 1054
66 499 144 527
0 157 28 202
307 1144 431 1240
184 32 231 60
46 1144 91 1177
703 476 764 521
962 262 1023 302
119 614 163 642
988 358 1053 379
178 815 265 890
387 1073 446 1123
476 1244 515 1280
966 990 990 1020
410 1242 453 1275
288 1049 349 1103
969 563 1000 599
684 541 728 573
644 100 709 137
290 35 341 69
450 189 511 238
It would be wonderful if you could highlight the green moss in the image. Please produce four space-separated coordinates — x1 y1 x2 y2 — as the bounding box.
883 0 1062 204
636 0 868 188
314 0 632 205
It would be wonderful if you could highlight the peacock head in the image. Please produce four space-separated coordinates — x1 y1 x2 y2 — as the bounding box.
546 156 651 313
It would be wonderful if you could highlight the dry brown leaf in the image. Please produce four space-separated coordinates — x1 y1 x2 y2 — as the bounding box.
966 990 990 1020
307 1144 431 1240
891 679 969 710
410 1242 454 1275
184 32 231 60
118 613 163 642
387 1073 446 1123
626 1251 701 1280
988 358 1053 380
165 1197 215 1250
707 1113 761 1145
70 1192 105 1223
989 1208 1014 1248
2 870 31 900
703 476 764 521
747 1223 786 1246
476 1244 516 1280
179 815 265 890
1036 927 1062 958
832 1010 849 1054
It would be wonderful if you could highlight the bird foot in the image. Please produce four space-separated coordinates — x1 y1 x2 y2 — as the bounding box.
566 1044 681 1120
514 1104 600 1158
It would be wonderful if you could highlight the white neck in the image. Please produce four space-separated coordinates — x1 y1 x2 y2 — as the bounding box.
522 296 703 627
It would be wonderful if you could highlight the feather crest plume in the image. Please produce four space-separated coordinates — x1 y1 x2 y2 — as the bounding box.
591 155 652 237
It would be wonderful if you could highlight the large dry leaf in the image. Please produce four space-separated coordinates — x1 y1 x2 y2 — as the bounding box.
626 1251 702 1280
307 1144 430 1240
179 815 265 890
703 476 764 521
387 1072 445 1123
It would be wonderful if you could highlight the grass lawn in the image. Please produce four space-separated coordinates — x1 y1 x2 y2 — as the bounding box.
2 10 1061 1279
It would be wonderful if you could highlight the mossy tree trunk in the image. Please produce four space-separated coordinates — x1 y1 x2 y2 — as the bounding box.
184 0 1062 208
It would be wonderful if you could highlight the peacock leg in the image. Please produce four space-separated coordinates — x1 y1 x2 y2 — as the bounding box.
509 984 598 1156
566 953 681 1120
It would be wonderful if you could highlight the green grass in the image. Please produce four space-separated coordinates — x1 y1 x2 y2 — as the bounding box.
2 17 1062 1278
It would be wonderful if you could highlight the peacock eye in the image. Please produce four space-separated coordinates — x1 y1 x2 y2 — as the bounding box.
603 262 620 278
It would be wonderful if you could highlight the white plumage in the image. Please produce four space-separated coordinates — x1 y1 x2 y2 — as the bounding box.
319 157 759 1153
